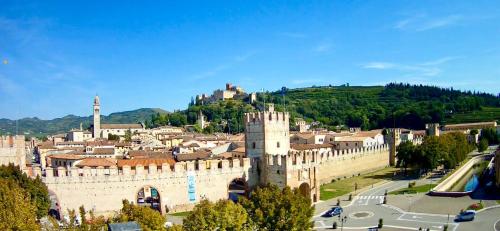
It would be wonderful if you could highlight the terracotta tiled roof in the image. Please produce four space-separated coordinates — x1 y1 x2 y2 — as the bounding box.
175 151 211 161
85 140 115 147
232 147 245 153
101 124 143 129
38 141 56 149
128 150 173 159
47 154 85 160
117 158 176 168
335 136 371 142
291 143 333 150
92 148 115 155
443 121 497 130
293 133 315 139
56 141 85 145
352 130 383 138
115 142 132 147
76 158 116 167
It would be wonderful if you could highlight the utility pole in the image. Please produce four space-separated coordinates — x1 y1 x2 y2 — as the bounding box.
261 88 266 111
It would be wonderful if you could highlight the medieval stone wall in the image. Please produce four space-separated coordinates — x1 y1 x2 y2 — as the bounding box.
37 158 254 216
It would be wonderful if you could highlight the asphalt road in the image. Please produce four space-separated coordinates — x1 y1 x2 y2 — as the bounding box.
314 180 459 231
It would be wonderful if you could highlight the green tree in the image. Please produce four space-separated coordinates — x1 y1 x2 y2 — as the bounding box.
0 164 50 218
114 199 166 231
480 128 499 145
396 141 415 171
240 185 314 231
183 199 251 231
107 133 120 141
478 138 488 152
124 129 132 142
0 179 40 230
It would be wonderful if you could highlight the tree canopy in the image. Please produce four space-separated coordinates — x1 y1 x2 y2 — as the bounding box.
183 199 251 231
114 199 166 231
0 178 40 230
395 132 474 170
240 185 314 231
0 164 50 218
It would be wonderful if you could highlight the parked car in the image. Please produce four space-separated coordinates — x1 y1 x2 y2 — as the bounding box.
322 207 343 217
455 210 476 221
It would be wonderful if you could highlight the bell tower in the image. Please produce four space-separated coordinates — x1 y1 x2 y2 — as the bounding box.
93 95 101 138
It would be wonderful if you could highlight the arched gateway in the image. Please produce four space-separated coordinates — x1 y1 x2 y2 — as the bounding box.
137 186 161 213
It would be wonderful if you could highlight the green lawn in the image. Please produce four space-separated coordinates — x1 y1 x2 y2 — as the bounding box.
320 167 399 200
389 184 437 195
170 211 191 217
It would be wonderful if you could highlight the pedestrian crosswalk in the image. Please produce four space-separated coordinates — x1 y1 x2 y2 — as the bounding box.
356 195 384 200
355 195 385 204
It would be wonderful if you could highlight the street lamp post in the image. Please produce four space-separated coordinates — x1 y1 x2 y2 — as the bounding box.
339 215 348 231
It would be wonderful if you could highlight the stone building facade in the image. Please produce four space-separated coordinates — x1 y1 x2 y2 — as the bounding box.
0 135 26 168
38 105 390 216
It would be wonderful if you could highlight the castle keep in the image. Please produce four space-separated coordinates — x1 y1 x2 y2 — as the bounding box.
37 105 390 216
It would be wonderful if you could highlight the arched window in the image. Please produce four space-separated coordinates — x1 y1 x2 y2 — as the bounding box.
252 142 256 149
277 142 280 148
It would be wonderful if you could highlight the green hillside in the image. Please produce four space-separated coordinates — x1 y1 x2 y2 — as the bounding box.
1 83 499 136
148 83 500 133
0 108 167 137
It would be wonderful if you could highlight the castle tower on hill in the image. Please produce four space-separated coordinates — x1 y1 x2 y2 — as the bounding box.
93 95 101 138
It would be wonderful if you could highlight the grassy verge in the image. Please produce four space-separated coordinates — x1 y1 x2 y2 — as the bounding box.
170 211 191 217
320 167 398 200
437 156 472 184
389 184 437 195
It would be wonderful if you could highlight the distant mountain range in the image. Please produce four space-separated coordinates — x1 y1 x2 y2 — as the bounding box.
0 108 168 137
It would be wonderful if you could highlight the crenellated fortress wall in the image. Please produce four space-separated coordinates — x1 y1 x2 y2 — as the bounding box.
37 158 254 215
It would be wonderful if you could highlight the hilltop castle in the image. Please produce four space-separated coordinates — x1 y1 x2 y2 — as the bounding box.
36 104 390 215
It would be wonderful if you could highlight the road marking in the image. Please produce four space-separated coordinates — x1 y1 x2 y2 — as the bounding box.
494 217 500 231
397 217 456 226
348 210 374 219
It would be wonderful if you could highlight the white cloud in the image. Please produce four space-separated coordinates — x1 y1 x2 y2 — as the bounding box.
417 14 463 31
361 56 463 77
191 51 256 80
313 43 332 53
394 14 463 32
362 62 396 69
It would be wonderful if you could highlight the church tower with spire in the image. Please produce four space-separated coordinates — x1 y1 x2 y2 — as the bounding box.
93 95 101 138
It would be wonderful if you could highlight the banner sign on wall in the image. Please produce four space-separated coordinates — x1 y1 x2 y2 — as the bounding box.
187 171 196 202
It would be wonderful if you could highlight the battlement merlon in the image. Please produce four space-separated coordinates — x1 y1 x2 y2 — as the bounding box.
244 111 290 123
36 158 252 181
264 144 389 167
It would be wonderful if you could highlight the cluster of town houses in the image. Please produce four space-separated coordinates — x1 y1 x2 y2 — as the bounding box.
0 93 498 180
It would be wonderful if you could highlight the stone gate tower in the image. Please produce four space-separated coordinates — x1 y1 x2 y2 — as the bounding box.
245 103 290 185
93 95 101 138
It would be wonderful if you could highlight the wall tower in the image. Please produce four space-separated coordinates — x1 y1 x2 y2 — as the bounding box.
93 95 101 138
245 103 290 185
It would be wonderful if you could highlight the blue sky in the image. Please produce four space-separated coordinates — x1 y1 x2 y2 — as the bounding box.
1 1 499 119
